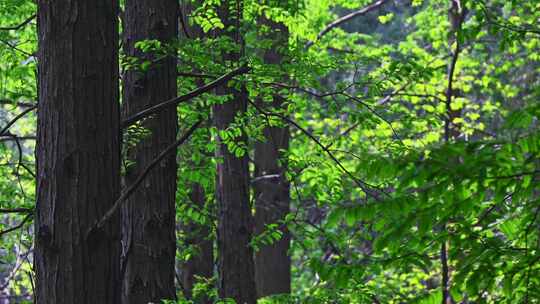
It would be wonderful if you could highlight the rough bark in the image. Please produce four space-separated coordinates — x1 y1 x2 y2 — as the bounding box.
35 1 121 303
214 1 257 303
254 16 291 299
120 0 178 303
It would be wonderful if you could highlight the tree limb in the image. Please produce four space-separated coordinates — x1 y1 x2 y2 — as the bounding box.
122 65 250 129
247 98 386 201
0 14 36 31
0 213 32 237
0 208 33 214
305 0 388 48
0 105 37 137
0 100 37 108
89 120 203 234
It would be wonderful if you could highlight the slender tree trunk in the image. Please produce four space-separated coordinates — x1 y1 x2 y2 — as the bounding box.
214 1 257 303
254 15 292 299
34 1 121 303
120 0 178 303
441 2 465 303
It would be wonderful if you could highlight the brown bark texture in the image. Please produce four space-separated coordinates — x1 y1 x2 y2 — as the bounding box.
214 1 257 303
120 0 179 303
254 15 292 298
35 1 121 303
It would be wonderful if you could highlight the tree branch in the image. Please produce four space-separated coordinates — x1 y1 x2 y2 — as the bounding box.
305 0 388 48
89 120 203 234
0 100 37 108
0 134 36 143
0 208 33 214
0 213 32 237
247 98 386 201
0 105 37 137
177 72 216 79
122 65 250 129
0 14 36 31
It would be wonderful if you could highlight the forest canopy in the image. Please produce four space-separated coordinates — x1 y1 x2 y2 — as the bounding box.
0 0 539 303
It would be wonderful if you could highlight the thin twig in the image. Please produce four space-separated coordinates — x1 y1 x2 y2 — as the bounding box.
248 98 386 201
305 0 387 48
177 72 216 79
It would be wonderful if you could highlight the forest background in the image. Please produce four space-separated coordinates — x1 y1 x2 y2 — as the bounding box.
0 0 539 303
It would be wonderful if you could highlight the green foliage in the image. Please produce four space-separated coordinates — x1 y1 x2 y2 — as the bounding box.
1 0 540 302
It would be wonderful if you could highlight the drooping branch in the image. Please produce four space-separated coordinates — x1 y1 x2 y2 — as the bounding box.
0 208 33 214
122 65 249 129
0 38 34 57
0 213 32 237
478 1 540 36
89 120 202 234
0 14 36 31
247 98 386 201
8 131 36 179
305 0 388 48
0 105 37 137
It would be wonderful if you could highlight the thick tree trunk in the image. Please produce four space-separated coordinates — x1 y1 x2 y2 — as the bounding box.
35 1 121 303
214 1 257 303
254 16 291 298
120 0 178 303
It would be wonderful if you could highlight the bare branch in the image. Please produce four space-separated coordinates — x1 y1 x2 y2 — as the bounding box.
89 120 203 233
305 0 388 48
177 72 216 79
0 213 32 237
247 98 386 201
0 14 36 31
0 105 37 137
122 65 249 128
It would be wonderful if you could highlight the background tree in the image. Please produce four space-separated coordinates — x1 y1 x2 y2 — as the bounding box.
213 0 257 303
253 3 292 299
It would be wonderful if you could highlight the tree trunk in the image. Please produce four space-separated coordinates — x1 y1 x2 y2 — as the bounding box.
120 0 178 303
214 1 257 303
35 1 121 303
254 15 291 299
